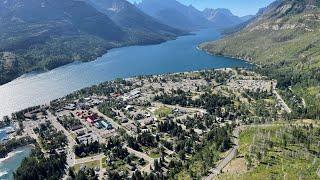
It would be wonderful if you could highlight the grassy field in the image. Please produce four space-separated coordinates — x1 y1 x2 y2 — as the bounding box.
101 157 107 168
154 106 173 118
149 152 160 159
217 123 320 180
73 160 101 172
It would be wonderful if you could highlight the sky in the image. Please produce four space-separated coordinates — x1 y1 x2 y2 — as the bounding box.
129 0 275 16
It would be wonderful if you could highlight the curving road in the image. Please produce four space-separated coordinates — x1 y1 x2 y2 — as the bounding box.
202 127 240 180
272 83 292 114
203 124 285 180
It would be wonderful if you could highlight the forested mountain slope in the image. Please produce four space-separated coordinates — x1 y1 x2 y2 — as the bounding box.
0 0 183 85
87 0 185 43
200 0 320 119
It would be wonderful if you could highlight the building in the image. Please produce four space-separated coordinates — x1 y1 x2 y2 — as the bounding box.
86 115 97 124
140 117 154 126
129 89 140 97
70 125 83 131
125 105 134 111
124 123 138 133
24 112 35 119
77 133 96 144
95 122 103 129
123 90 141 101
64 104 76 111
101 121 113 130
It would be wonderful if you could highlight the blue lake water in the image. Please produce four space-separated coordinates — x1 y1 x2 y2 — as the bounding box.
0 130 7 142
0 28 251 118
0 146 32 180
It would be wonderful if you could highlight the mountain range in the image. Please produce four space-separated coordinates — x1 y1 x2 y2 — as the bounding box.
0 0 185 85
136 0 247 30
86 0 185 42
0 0 251 86
200 0 320 119
136 0 212 30
202 8 252 28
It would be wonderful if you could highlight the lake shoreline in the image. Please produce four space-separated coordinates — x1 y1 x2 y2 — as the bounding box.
0 144 35 162
197 44 257 67
0 34 189 87
0 28 250 118
8 67 249 119
0 145 33 180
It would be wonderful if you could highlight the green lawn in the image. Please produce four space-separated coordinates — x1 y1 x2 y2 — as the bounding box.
101 157 107 168
149 153 160 159
154 106 172 118
73 160 101 172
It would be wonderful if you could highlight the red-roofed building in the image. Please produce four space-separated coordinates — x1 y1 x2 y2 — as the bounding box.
86 115 97 124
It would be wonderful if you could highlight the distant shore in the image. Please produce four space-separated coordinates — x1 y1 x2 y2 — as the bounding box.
197 44 261 68
0 34 186 87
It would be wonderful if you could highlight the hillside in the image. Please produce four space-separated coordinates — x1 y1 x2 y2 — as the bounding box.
240 15 254 22
217 122 320 179
200 0 320 119
136 0 213 30
0 0 124 85
86 0 185 43
0 0 183 85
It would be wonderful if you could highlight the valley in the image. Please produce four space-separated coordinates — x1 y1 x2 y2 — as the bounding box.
0 28 251 119
1 0 320 179
2 68 294 179
0 0 247 86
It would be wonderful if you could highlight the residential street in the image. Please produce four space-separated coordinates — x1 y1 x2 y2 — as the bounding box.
125 145 156 173
47 111 77 167
92 107 135 136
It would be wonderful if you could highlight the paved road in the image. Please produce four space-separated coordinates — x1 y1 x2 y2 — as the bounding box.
92 108 134 136
70 110 107 144
22 120 47 153
47 111 77 167
203 124 282 180
301 98 307 108
74 108 154 174
77 109 156 173
152 102 207 114
202 127 240 180
273 83 292 114
125 145 156 173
